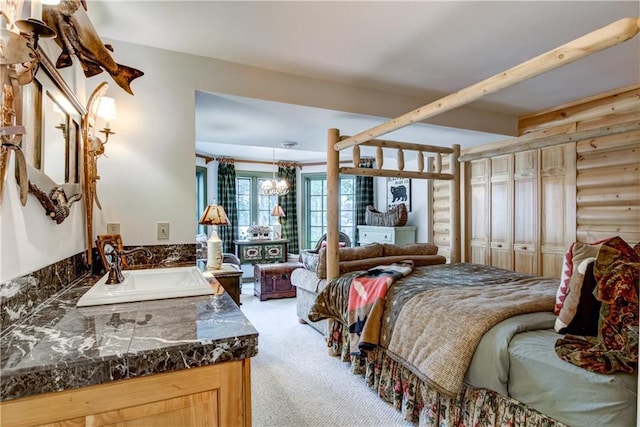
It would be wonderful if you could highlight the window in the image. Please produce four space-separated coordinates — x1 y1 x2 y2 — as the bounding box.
303 174 355 249
236 173 279 239
195 166 207 235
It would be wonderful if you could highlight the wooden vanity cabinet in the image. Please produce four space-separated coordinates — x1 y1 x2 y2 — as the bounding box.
1 359 252 427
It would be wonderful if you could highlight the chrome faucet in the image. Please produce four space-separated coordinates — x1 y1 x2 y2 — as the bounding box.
105 246 153 284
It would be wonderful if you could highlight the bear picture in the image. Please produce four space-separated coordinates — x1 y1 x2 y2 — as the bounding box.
387 178 411 212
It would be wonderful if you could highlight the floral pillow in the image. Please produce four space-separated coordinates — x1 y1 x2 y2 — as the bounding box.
555 236 639 374
300 250 319 273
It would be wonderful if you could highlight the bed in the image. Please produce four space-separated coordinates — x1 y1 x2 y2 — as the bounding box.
309 261 637 426
316 17 640 427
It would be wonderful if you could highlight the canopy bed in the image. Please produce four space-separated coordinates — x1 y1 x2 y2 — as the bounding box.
316 18 640 426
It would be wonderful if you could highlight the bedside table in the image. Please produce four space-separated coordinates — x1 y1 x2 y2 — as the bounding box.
201 263 243 306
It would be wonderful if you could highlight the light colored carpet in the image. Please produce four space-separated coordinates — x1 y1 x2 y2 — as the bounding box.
240 284 414 427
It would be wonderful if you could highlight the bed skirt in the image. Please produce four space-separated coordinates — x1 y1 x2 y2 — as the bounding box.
326 320 568 427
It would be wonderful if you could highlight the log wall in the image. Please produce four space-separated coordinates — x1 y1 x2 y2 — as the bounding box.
446 84 640 276
520 84 640 248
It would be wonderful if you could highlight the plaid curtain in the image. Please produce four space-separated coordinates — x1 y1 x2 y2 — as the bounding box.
355 158 375 245
278 164 299 254
217 160 238 253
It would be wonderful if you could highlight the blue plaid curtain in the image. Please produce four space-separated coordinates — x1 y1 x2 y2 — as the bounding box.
278 164 299 254
217 160 238 253
355 158 375 245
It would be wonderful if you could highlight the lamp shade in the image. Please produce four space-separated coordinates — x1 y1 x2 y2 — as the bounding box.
96 96 117 122
198 204 229 270
198 204 230 226
270 205 285 217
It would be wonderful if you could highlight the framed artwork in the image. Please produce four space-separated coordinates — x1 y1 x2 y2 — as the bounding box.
96 234 127 270
387 177 411 212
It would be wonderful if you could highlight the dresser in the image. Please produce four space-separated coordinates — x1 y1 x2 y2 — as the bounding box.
357 225 416 245
233 239 288 264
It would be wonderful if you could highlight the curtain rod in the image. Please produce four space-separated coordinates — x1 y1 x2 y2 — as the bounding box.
196 153 355 169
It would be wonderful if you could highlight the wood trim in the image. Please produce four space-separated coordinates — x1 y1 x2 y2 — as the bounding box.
334 18 640 151
195 152 351 169
458 117 640 162
519 83 640 131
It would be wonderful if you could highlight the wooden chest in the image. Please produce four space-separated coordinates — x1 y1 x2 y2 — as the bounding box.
253 262 301 301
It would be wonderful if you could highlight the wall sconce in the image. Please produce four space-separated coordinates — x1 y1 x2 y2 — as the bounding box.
198 203 230 270
96 96 117 143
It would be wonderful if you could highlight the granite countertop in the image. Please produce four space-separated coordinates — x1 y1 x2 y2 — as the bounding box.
0 271 258 402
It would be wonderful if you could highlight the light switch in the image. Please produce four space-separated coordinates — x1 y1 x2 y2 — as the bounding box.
157 222 169 240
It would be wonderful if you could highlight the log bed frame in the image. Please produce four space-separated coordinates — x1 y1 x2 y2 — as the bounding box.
325 17 640 282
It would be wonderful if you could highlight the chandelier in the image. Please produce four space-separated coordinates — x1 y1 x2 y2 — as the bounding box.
261 147 289 196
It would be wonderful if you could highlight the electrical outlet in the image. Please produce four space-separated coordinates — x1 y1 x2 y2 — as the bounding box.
157 222 170 240
106 222 120 235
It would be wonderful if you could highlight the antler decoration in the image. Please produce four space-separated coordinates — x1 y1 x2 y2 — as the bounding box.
1 10 56 206
83 82 108 264
28 181 82 224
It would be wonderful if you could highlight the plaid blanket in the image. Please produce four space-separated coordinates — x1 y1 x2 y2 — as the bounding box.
348 261 413 354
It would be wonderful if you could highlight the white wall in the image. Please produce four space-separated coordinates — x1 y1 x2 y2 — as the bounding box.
2 39 511 282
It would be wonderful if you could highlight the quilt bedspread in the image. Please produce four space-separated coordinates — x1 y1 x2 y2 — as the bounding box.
310 263 558 397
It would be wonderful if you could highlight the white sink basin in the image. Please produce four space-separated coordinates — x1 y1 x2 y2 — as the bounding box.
76 266 214 307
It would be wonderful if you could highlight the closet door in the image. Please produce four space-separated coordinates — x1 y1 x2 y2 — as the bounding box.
469 159 489 264
540 144 576 277
513 150 538 274
490 155 513 270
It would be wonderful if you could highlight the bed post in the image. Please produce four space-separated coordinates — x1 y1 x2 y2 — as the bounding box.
326 128 341 281
450 144 461 263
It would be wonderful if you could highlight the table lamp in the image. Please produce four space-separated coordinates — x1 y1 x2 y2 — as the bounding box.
270 205 285 239
198 204 230 269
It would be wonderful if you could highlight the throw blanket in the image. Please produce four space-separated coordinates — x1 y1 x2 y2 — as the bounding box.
555 236 639 373
348 261 413 354
386 275 557 397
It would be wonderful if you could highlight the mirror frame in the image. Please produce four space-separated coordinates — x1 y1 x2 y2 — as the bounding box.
36 49 86 182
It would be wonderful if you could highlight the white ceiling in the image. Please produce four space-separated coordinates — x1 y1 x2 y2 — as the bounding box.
87 1 640 162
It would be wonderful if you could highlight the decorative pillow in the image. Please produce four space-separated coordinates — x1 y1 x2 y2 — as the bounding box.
555 236 639 374
554 240 604 314
300 250 319 273
554 258 600 335
320 241 346 248
316 244 384 279
382 243 438 256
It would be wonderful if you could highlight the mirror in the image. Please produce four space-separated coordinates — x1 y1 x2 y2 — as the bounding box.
22 51 84 185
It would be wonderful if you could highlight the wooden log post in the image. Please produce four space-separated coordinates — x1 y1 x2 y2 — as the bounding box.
352 145 361 166
418 151 425 172
435 153 442 173
326 129 341 281
397 149 404 171
450 144 461 263
376 147 384 169
334 18 640 151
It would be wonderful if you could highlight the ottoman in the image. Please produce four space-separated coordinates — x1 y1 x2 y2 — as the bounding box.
253 262 302 301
